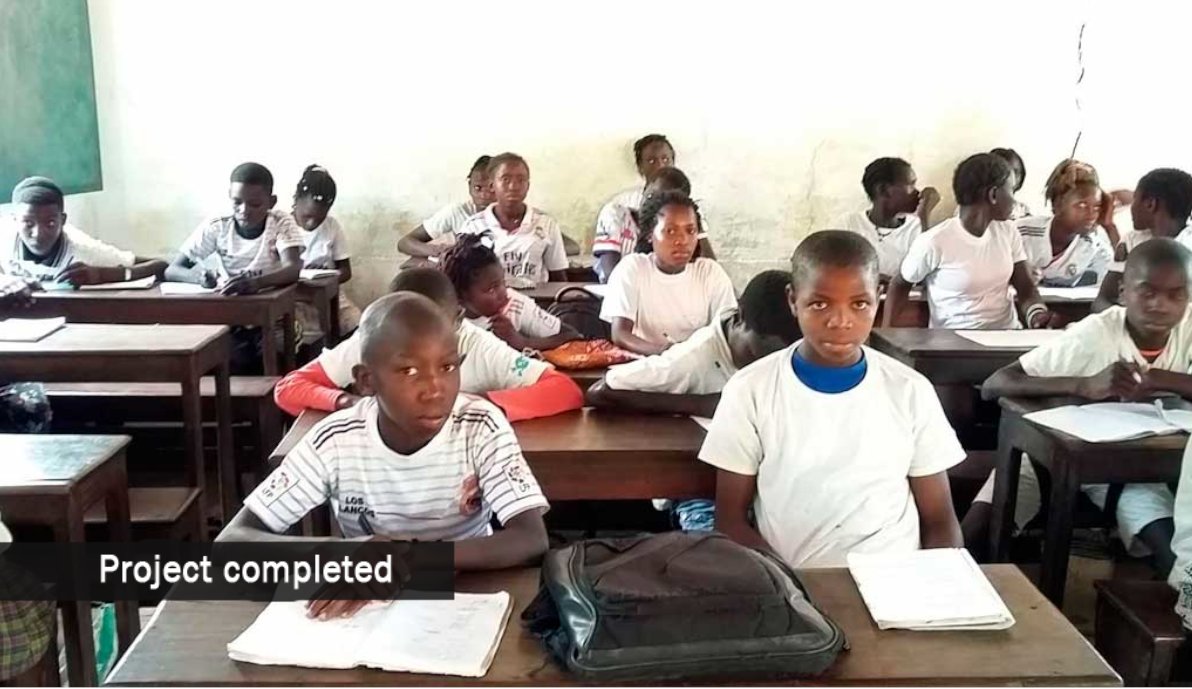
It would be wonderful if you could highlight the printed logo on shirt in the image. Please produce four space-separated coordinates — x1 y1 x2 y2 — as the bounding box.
502 461 535 497
258 468 296 506
512 355 531 377
340 493 375 519
1066 263 1079 277
533 225 547 240
458 475 481 516
503 250 534 280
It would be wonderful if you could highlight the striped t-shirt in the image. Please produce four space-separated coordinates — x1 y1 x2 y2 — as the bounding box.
245 395 549 539
179 209 305 278
1016 215 1113 287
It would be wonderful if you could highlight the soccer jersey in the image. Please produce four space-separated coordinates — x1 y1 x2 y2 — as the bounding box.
456 205 568 287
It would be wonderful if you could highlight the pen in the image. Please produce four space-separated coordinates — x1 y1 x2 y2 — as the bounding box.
358 513 375 536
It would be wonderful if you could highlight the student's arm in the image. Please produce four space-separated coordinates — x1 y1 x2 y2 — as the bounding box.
1139 369 1192 400
585 377 721 417
222 246 302 295
56 257 167 287
485 369 583 421
396 225 447 259
334 258 352 284
981 360 1142 401
1093 244 1129 313
909 471 962 549
882 274 917 327
594 252 621 284
1010 261 1061 329
561 234 581 257
454 509 548 570
713 469 774 553
917 187 941 231
519 324 581 352
165 254 216 286
216 507 335 543
274 359 359 416
610 317 668 355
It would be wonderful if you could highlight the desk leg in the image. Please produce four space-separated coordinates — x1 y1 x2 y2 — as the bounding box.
281 311 296 373
54 507 98 687
989 417 1023 562
215 361 236 524
261 315 279 376
316 292 331 349
329 294 341 344
104 455 141 654
1040 450 1079 606
180 371 206 525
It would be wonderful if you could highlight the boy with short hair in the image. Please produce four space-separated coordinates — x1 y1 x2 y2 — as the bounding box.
700 230 964 568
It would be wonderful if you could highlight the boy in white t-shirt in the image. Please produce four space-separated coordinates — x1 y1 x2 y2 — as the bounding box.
832 157 940 281
220 293 549 618
973 238 1192 575
291 164 361 340
700 231 964 569
456 153 570 288
396 155 494 262
600 191 737 355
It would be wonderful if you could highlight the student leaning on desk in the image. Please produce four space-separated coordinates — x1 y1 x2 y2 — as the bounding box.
218 293 550 619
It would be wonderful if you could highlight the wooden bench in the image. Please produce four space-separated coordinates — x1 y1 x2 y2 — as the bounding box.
1094 579 1186 686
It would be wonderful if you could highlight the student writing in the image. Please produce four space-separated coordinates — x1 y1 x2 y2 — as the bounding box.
291 164 362 338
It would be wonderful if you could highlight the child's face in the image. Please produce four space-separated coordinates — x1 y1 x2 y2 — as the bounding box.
468 171 495 208
1054 187 1102 234
730 323 793 369
1130 188 1157 231
1122 263 1189 342
292 197 331 232
636 142 675 183
356 328 462 442
491 162 529 206
14 203 66 257
463 263 510 318
649 205 699 271
229 182 275 230
883 167 921 215
788 264 878 367
989 178 1018 221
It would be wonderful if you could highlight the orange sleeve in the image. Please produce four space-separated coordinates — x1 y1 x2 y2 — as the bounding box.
485 369 583 422
274 360 344 416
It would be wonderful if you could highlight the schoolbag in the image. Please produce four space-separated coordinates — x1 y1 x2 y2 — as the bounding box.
521 531 845 682
546 286 608 340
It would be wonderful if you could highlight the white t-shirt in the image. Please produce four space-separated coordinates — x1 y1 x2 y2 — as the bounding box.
593 202 714 258
604 310 737 394
1016 216 1113 287
600 254 737 348
180 209 305 277
299 215 351 269
423 201 480 242
698 345 965 569
834 210 923 279
457 205 568 287
0 221 136 281
467 289 561 339
900 216 1026 330
245 395 548 539
1109 226 1192 273
317 320 551 394
1020 305 1192 377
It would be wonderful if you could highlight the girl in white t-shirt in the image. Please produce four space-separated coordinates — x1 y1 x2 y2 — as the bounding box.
600 191 737 355
396 155 494 263
1016 159 1117 288
291 165 361 336
989 147 1033 220
441 233 580 352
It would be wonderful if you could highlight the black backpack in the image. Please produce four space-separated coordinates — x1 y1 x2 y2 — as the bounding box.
522 532 845 682
546 286 608 340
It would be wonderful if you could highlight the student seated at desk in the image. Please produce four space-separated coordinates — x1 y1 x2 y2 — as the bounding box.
1017 159 1116 288
291 164 361 336
274 268 583 420
700 231 964 568
990 147 1033 220
600 191 737 356
456 153 571 287
1094 168 1192 312
973 238 1192 576
220 293 549 618
1169 440 1192 622
1 177 166 287
885 152 1059 330
396 155 494 261
440 233 580 351
0 275 52 434
833 157 940 282
599 133 675 219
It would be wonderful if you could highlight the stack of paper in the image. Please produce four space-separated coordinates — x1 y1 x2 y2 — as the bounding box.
1024 401 1192 443
79 276 158 291
0 317 66 342
848 548 1014 631
227 592 512 677
1037 285 1100 301
159 282 216 295
299 268 341 280
955 330 1067 348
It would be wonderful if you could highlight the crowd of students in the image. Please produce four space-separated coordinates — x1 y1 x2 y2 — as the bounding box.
4 133 1192 631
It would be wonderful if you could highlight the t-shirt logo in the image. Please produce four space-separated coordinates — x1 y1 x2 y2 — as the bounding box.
512 355 530 377
458 475 481 515
340 494 374 518
533 225 547 240
1066 263 1079 277
503 461 535 497
259 468 295 506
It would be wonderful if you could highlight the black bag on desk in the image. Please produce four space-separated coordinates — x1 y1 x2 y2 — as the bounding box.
521 531 845 682
546 286 609 340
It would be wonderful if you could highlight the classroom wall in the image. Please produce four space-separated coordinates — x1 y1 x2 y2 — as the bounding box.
48 0 1192 304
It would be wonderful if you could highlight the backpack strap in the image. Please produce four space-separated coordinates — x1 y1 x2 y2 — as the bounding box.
586 532 716 579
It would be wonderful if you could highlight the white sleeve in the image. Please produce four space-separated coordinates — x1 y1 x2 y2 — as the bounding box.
472 407 549 524
599 257 639 324
315 332 362 387
592 203 626 255
463 327 550 392
330 219 351 260
604 352 694 393
705 263 738 320
179 221 218 262
1009 224 1028 263
697 375 762 475
273 213 307 253
423 204 461 240
243 438 330 533
1018 318 1104 377
516 296 562 338
1168 441 1192 597
65 228 136 267
544 220 569 273
899 231 939 284
906 377 966 477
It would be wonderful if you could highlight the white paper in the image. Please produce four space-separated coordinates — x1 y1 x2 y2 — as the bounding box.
300 269 340 280
159 282 216 295
227 591 511 678
79 276 158 291
690 416 713 431
0 317 66 342
848 548 1014 631
582 284 609 298
955 330 1067 348
1037 285 1100 301
1024 401 1192 443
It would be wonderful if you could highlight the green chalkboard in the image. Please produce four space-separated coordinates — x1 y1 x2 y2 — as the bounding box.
0 0 102 197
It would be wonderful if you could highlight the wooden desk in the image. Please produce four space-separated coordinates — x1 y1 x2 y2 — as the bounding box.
270 409 713 501
297 275 341 345
560 366 605 389
0 434 139 687
989 396 1186 607
868 328 1038 386
516 282 598 306
14 285 298 374
0 324 238 522
106 564 1120 687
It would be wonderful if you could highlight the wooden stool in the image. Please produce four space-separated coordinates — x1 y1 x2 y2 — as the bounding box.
1094 578 1185 686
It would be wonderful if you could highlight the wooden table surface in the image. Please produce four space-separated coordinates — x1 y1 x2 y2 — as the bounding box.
867 328 1041 385
297 275 341 345
106 564 1120 687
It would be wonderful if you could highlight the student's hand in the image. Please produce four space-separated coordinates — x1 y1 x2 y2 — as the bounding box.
1097 190 1118 229
198 269 219 289
490 316 527 350
219 273 259 296
0 278 36 309
55 262 103 287
305 538 412 620
1079 361 1144 401
917 187 941 218
1028 308 1064 329
335 392 363 410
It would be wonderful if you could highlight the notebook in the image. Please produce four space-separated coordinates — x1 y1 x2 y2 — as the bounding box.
159 282 216 295
300 268 340 280
1023 401 1192 443
79 275 158 291
582 284 609 298
0 317 66 342
848 548 1014 631
1037 285 1099 301
955 330 1067 348
227 592 512 677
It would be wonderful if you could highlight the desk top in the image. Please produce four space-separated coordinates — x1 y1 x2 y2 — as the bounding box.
0 433 130 492
0 323 228 356
105 564 1120 687
31 284 296 305
1000 396 1190 456
868 328 1039 358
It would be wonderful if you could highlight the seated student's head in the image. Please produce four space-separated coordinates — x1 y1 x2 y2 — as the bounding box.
634 190 700 272
633 134 675 184
440 234 508 319
228 162 277 232
1121 237 1192 341
387 267 464 327
1043 159 1102 235
953 153 1017 221
291 164 337 231
487 153 530 208
728 269 802 368
1130 168 1192 232
990 147 1026 193
788 230 879 367
468 155 495 209
862 157 921 215
641 166 692 205
352 293 462 445
9 177 66 258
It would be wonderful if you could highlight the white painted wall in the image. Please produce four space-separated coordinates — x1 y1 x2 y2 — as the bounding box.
43 0 1192 303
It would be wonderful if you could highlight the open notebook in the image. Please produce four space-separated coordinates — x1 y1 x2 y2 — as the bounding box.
227 592 512 677
1024 401 1192 443
848 548 1014 631
0 317 65 342
300 268 340 280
